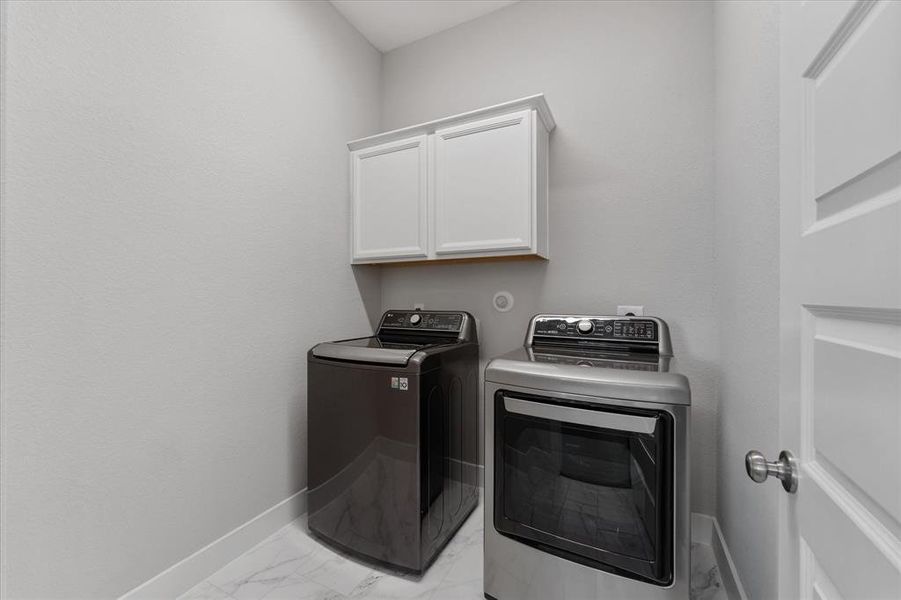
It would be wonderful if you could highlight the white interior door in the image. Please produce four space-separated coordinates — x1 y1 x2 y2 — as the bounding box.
433 110 534 256
779 1 901 599
351 135 428 262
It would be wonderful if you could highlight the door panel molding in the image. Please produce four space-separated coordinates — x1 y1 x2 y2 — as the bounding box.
800 537 845 600
802 462 901 578
802 0 878 79
804 0 901 212
812 151 901 223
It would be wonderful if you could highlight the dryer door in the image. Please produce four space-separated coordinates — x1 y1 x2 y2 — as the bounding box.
493 391 674 585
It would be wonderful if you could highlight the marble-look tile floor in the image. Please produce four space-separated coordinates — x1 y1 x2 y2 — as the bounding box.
689 542 729 600
180 507 729 600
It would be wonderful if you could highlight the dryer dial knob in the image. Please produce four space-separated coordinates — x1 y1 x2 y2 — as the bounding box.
577 320 594 334
409 313 422 325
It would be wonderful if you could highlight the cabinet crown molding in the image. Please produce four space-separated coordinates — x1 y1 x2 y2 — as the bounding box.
348 94 555 151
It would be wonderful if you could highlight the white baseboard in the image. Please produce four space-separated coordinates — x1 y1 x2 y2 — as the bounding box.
120 489 307 600
691 513 748 600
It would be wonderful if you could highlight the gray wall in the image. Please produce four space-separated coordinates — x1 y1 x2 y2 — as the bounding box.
378 0 719 515
0 1 380 597
714 2 780 599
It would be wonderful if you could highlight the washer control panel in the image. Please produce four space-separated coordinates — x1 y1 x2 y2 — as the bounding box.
380 311 464 333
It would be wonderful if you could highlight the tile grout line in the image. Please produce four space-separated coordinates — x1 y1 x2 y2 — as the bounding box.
194 520 308 600
209 581 236 600
272 529 353 599
256 541 323 600
430 515 485 598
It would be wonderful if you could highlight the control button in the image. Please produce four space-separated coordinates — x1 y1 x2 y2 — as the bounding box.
577 320 594 334
409 314 422 325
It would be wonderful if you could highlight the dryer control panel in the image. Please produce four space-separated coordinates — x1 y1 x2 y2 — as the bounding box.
534 317 657 341
527 315 672 356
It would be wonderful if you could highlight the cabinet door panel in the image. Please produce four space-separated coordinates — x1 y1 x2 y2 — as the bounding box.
352 136 428 261
434 110 533 255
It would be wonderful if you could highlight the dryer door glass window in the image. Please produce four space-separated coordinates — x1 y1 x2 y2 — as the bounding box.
493 392 674 585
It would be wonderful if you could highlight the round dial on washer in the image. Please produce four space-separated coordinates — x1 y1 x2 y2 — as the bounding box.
577 319 594 334
409 313 422 325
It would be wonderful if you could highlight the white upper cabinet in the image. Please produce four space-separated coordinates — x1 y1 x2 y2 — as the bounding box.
348 95 554 264
351 135 428 261
434 110 533 256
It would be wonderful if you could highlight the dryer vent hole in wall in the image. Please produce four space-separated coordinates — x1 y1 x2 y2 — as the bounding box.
493 291 514 312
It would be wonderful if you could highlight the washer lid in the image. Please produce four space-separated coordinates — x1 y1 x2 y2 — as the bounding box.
311 337 422 365
311 336 459 366
485 348 690 406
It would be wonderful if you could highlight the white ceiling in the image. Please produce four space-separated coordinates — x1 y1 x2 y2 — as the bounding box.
330 0 519 52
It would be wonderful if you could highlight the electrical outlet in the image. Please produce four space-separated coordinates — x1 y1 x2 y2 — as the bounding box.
413 303 425 310
617 305 644 316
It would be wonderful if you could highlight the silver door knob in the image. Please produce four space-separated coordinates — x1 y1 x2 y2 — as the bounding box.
745 449 799 493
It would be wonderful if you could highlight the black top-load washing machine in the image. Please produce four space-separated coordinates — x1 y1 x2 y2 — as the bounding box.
307 310 479 574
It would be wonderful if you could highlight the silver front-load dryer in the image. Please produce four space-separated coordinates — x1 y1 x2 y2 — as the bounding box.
484 315 690 599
